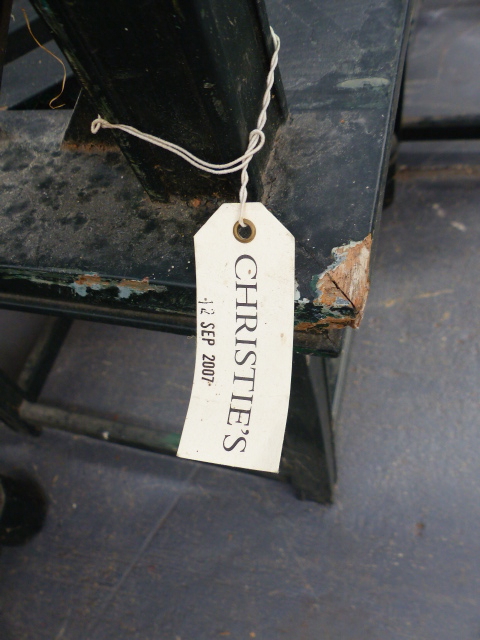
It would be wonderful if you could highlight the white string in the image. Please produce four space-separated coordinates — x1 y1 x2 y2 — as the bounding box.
91 27 281 227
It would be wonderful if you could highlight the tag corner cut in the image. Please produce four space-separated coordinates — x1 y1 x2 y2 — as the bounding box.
235 457 281 474
175 444 192 461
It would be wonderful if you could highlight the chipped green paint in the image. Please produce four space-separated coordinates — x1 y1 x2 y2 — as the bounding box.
0 267 191 315
295 235 372 331
1 269 167 301
69 273 167 300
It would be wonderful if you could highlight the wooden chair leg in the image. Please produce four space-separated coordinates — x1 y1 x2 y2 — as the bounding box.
281 353 335 503
0 369 40 436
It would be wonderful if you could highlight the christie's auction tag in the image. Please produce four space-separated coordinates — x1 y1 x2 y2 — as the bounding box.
177 203 295 473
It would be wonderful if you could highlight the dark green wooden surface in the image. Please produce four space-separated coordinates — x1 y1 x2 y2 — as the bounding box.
30 0 286 202
0 0 413 355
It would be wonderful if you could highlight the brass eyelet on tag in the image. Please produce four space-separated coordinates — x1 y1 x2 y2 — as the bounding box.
233 219 256 243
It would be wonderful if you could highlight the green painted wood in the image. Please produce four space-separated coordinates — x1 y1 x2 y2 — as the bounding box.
30 0 286 202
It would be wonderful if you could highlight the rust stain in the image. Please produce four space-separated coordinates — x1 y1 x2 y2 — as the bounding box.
62 139 118 153
71 273 166 299
295 234 372 332
74 274 104 287
117 277 153 293
295 317 348 332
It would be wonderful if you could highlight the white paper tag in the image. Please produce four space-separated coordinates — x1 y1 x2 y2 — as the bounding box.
177 203 295 473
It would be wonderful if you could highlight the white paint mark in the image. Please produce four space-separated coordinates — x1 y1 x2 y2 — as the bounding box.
117 286 132 299
294 280 301 301
70 283 87 296
337 77 389 89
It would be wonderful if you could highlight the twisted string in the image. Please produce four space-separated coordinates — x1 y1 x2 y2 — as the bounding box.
91 28 280 226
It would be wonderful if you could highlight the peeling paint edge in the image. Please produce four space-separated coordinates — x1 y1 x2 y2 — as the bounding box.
295 235 372 331
1 270 167 301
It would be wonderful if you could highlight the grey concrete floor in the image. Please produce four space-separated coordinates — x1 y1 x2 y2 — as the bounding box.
1 157 480 640
1 1 480 638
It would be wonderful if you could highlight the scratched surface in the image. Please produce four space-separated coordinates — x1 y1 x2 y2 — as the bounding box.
1 145 480 637
0 0 412 345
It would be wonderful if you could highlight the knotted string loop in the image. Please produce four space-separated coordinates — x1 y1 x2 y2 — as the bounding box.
91 28 280 226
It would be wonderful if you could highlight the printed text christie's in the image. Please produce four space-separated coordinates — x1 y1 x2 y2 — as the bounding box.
223 254 258 453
